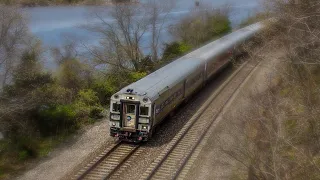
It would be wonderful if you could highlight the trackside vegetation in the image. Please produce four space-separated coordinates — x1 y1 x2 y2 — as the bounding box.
219 0 320 179
0 4 231 179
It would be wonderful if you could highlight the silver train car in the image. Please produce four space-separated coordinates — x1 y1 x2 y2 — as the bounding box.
109 22 264 142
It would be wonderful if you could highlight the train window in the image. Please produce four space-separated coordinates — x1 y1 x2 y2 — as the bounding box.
140 106 149 116
112 103 120 112
126 104 136 114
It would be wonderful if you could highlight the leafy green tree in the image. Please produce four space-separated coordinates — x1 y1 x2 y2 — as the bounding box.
0 47 63 165
92 77 118 105
162 42 192 64
73 89 103 119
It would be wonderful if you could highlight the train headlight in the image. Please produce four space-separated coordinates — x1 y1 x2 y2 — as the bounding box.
143 97 148 103
142 125 148 130
114 94 119 99
111 114 120 120
112 122 116 126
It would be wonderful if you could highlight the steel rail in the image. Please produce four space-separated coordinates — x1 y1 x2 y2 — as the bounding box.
142 60 259 180
75 142 139 180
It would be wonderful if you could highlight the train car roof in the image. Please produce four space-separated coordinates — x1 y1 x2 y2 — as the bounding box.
185 22 263 60
118 57 204 101
115 21 264 101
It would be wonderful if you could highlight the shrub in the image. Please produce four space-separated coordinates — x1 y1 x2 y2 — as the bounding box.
92 78 117 105
162 42 192 64
76 89 100 106
129 71 147 82
18 150 28 161
0 140 8 156
208 14 231 36
37 105 77 136
34 84 73 105
73 89 104 120
89 106 104 119
10 136 40 160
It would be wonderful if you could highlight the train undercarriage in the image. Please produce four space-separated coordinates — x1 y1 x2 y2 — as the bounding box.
110 127 149 142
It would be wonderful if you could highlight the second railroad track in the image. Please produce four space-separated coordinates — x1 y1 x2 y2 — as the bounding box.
73 59 260 180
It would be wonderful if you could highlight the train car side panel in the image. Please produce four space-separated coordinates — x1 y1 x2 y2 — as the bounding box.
206 50 233 80
153 81 184 127
184 64 205 98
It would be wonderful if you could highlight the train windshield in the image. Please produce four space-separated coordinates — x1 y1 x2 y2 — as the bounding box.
126 104 136 114
140 106 149 116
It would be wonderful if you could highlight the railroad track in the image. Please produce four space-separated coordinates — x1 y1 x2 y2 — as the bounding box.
74 142 139 180
73 60 259 180
140 60 260 180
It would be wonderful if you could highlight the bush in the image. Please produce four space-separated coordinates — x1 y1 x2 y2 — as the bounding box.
34 84 73 105
92 78 117 105
76 89 100 106
129 71 147 82
73 89 104 119
18 150 28 161
208 14 231 36
162 42 192 64
1 136 40 161
37 105 77 136
89 106 104 119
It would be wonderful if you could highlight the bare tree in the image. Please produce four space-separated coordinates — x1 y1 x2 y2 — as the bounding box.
0 6 29 87
145 0 175 61
51 41 79 65
84 0 174 72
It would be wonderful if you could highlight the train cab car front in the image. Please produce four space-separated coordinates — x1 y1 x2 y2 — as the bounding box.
109 90 152 142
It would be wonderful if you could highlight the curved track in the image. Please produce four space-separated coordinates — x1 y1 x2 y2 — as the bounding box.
74 143 139 180
72 59 259 180
140 60 260 180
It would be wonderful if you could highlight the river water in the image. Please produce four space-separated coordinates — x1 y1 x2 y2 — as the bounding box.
22 0 262 66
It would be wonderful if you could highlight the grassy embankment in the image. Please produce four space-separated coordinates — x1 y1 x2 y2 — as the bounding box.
221 0 320 179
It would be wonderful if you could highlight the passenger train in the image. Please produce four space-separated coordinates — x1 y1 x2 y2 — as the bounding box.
109 21 265 142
